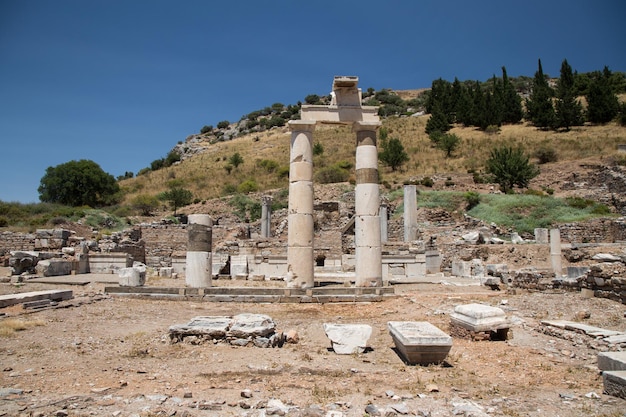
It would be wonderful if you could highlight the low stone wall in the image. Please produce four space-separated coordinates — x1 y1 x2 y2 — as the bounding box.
559 218 626 244
579 263 626 304
0 231 35 255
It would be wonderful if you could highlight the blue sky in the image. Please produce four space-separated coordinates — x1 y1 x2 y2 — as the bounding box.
1 0 624 203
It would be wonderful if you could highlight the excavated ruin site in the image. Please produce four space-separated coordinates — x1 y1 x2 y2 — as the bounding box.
1 159 626 417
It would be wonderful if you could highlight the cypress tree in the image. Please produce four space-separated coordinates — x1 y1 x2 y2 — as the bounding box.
425 101 451 136
501 66 523 124
525 59 555 129
554 59 584 130
587 66 619 124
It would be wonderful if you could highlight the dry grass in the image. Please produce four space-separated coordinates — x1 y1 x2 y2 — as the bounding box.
119 116 626 204
0 318 46 337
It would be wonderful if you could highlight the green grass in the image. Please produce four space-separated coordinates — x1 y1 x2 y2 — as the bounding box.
468 193 614 234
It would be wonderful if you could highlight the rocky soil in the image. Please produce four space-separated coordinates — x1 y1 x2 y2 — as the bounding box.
1 278 625 417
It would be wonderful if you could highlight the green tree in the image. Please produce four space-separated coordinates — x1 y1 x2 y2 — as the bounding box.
38 159 120 207
229 152 244 169
586 66 620 124
379 137 409 171
131 194 160 216
525 59 555 129
554 59 584 130
313 142 324 156
501 66 523 124
217 120 230 129
200 125 213 134
425 102 451 135
485 146 540 193
437 133 461 158
158 187 193 215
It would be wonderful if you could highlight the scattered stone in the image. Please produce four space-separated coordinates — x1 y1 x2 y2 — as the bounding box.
426 384 439 393
241 389 253 398
323 323 372 354
364 403 381 416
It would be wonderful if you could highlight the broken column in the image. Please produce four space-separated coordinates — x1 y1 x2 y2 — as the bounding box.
286 120 316 288
354 121 382 287
550 228 563 277
261 195 272 238
379 201 388 243
404 184 418 241
185 214 212 288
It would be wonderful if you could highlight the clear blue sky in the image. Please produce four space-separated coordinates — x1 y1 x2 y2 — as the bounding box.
1 0 624 203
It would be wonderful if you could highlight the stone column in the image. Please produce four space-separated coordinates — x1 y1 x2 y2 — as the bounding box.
354 121 382 287
185 214 212 287
286 120 316 288
550 228 563 277
379 202 388 243
404 184 418 242
261 195 272 238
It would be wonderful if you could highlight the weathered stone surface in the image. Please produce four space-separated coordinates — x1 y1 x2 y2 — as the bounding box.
323 323 372 354
598 351 626 371
229 313 276 338
450 303 509 333
603 370 626 399
592 253 623 262
388 321 452 365
35 258 72 277
118 263 146 287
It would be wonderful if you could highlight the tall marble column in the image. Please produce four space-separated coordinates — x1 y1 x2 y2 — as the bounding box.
404 184 418 242
261 195 272 238
286 120 316 288
353 121 382 287
185 214 212 288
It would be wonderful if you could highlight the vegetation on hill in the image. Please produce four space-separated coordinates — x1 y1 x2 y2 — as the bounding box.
1 61 626 232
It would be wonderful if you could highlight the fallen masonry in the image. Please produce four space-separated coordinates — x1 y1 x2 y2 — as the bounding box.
169 313 296 348
449 303 511 341
387 321 453 365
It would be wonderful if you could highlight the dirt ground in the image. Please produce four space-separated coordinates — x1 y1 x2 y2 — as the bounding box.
1 277 625 417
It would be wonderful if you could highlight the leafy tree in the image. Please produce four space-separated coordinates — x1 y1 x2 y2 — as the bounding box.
158 186 193 214
131 194 160 216
554 59 584 130
485 146 540 193
38 159 120 207
164 150 181 167
586 66 620 124
229 152 244 169
525 59 555 129
200 125 213 134
304 94 321 105
437 133 461 158
217 120 230 129
378 137 409 171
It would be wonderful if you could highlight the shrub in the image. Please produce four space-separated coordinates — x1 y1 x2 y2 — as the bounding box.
200 125 213 134
237 179 258 194
277 166 290 178
257 159 279 172
485 145 539 193
535 147 558 164
420 177 434 187
217 120 230 129
313 142 324 156
464 191 481 210
222 184 237 195
315 166 350 184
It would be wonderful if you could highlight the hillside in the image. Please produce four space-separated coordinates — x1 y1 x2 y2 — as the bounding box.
118 97 626 209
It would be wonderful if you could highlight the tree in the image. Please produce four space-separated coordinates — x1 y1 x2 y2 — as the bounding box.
379 137 409 171
158 187 193 215
485 146 540 193
554 59 584 130
229 152 244 169
217 120 230 129
313 142 324 156
586 66 619 124
425 102 451 135
501 66 523 124
437 133 461 158
525 59 555 129
38 159 120 207
131 194 160 216
200 125 213 134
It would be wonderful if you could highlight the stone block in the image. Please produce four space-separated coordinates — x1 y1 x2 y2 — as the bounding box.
452 261 471 277
35 259 72 277
450 303 510 333
119 265 146 287
388 321 452 365
598 352 626 372
229 314 276 338
602 370 626 399
323 323 372 354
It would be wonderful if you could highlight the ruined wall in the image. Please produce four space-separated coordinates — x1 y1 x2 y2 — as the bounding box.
0 231 35 255
559 218 626 243
140 224 187 267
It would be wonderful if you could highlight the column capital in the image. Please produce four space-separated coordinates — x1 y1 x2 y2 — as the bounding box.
288 120 317 132
352 121 381 132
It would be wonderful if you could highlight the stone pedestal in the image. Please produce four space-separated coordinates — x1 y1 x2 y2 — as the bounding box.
185 214 212 288
450 303 510 340
388 321 452 365
403 184 417 242
287 121 316 288
534 228 549 244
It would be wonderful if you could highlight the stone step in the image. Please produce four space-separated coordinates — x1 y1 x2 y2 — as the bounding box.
0 290 73 308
